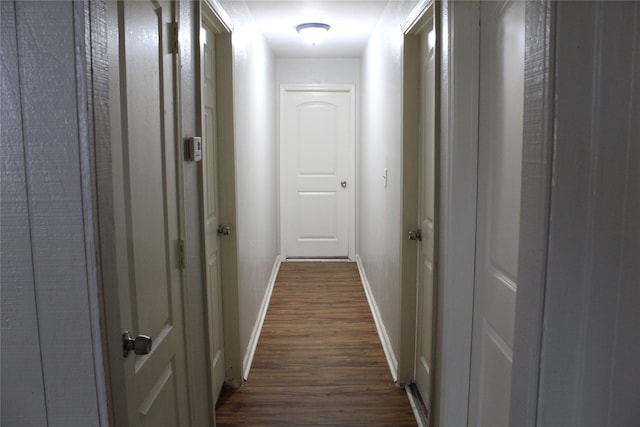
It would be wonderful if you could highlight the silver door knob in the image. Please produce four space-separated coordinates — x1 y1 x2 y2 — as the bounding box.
341 181 347 188
122 332 152 357
408 229 422 241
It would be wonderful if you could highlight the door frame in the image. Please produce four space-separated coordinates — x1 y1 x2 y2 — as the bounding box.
83 0 121 422
400 0 480 425
198 0 243 409
278 84 356 260
429 4 480 423
398 0 438 422
397 0 435 384
429 2 481 425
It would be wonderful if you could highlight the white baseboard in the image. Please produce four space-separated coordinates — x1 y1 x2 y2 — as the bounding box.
355 255 398 381
242 256 281 380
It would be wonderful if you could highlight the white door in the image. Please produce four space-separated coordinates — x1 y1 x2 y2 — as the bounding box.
107 1 190 425
200 21 226 401
468 1 525 426
280 86 354 258
414 19 437 413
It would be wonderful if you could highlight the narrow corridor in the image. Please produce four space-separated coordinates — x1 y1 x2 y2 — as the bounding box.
215 262 417 426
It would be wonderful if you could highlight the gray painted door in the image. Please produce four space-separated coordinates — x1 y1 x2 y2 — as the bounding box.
107 1 190 425
200 20 226 401
468 1 525 425
414 15 437 414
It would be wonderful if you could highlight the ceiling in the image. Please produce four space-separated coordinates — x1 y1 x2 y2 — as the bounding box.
243 0 393 58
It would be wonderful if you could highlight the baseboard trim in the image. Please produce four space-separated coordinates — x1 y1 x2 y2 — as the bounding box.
406 384 428 427
242 256 281 380
355 255 398 381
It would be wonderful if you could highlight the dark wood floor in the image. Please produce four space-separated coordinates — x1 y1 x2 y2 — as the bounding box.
215 262 417 426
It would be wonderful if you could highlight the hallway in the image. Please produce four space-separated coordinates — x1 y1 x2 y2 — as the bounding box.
215 262 417 426
4 1 638 425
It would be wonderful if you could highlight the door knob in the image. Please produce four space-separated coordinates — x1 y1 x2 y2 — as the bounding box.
341 180 347 188
408 229 422 242
122 331 152 357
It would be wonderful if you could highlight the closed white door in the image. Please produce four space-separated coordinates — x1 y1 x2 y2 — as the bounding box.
107 1 190 425
468 1 525 426
281 86 354 258
201 21 226 401
414 19 437 412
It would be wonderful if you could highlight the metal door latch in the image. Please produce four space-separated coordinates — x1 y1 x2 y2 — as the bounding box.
217 225 231 236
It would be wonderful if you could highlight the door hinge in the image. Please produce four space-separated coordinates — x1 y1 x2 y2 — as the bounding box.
178 239 185 269
185 137 202 162
169 22 179 54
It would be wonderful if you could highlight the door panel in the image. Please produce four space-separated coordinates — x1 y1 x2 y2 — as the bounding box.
469 1 524 426
201 21 226 400
108 1 190 425
281 88 354 258
415 19 437 411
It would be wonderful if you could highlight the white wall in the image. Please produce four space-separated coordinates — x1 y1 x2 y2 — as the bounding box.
219 0 279 372
358 1 418 371
0 1 107 424
277 58 360 85
535 2 640 425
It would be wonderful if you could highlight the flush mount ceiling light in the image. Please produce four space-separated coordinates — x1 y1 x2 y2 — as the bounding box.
296 23 331 45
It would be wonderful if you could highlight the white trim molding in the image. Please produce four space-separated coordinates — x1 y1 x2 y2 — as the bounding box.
433 1 480 426
202 0 232 32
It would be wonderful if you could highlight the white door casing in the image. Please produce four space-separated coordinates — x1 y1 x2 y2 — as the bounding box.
414 14 437 412
280 85 355 259
397 0 436 394
468 1 525 426
200 18 226 402
107 1 190 425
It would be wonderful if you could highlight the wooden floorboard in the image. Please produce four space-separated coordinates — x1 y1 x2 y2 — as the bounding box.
215 262 417 426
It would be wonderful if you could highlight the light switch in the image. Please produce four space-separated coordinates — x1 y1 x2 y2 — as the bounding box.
382 168 388 188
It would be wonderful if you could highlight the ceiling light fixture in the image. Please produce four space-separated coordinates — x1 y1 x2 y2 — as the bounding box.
296 23 331 45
